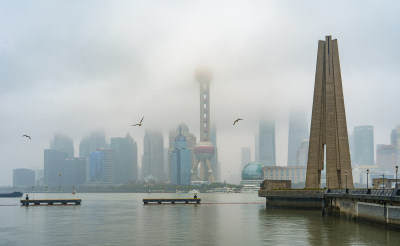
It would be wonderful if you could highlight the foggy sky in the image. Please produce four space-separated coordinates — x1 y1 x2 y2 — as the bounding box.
1 0 400 186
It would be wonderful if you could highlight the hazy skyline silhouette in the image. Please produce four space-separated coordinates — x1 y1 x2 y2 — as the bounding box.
1 0 400 185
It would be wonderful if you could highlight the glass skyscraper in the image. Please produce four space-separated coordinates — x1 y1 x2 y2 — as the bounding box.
210 124 219 181
259 119 276 166
44 149 68 186
142 130 164 182
241 147 251 168
111 133 138 184
169 132 192 185
89 149 115 184
353 125 374 165
79 131 108 158
51 133 74 158
168 123 196 183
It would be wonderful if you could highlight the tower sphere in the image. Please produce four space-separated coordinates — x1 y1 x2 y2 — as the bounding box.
194 141 215 160
195 67 213 83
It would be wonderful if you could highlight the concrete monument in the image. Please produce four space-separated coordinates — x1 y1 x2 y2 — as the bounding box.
305 36 353 189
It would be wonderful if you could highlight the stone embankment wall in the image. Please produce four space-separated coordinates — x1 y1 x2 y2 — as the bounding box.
258 189 323 209
324 189 400 229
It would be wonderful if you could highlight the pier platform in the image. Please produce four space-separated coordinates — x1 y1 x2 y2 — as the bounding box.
20 199 82 206
143 198 201 204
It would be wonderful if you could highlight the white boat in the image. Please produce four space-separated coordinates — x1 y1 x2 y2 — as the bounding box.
188 189 200 194
240 185 260 193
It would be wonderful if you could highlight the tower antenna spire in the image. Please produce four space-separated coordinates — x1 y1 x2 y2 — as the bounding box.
192 67 215 182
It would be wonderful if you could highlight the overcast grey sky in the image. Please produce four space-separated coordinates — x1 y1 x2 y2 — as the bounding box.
1 0 400 186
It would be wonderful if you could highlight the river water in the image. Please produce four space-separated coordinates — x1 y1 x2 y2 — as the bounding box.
1 193 400 245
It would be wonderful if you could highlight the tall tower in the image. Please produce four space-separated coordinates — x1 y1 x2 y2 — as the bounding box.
259 119 276 166
192 68 215 182
306 36 353 189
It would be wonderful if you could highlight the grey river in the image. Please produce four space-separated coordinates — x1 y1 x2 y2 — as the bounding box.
1 193 400 245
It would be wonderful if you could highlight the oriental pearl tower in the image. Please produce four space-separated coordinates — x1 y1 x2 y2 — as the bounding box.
192 67 215 182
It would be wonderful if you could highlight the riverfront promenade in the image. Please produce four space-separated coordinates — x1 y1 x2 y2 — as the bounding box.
259 188 400 229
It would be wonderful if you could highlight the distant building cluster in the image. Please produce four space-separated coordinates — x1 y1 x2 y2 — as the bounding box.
349 124 400 186
241 111 309 185
239 110 400 187
12 132 139 188
12 123 221 188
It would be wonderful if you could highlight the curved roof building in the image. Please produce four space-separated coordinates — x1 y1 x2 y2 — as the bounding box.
241 162 263 181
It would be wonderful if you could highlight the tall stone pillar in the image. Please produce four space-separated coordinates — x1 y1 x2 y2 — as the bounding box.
305 36 353 189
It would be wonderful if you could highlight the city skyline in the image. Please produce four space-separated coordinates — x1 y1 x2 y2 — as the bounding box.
2 1 400 186
6 119 400 187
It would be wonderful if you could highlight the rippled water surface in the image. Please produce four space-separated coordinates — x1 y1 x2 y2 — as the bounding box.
1 193 400 245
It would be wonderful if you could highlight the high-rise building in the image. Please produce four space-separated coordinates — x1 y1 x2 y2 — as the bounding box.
391 129 397 148
35 169 44 185
306 36 353 189
259 119 276 166
354 125 374 165
44 149 68 186
170 131 192 185
193 68 216 182
63 158 86 186
296 139 309 166
376 144 397 172
44 149 69 186
396 125 400 148
142 130 164 182
13 168 35 187
79 131 108 158
255 134 259 162
50 133 74 158
168 124 196 182
241 147 251 169
287 111 309 166
89 149 115 184
210 124 219 181
164 147 169 181
110 133 138 184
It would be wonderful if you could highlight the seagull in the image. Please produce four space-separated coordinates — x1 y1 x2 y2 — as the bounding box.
233 118 243 126
132 116 144 127
22 134 31 140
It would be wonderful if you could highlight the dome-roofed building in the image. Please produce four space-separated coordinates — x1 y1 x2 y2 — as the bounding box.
240 162 264 189
242 162 263 180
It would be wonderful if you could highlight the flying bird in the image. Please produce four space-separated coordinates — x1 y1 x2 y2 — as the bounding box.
132 116 144 127
233 118 243 126
22 134 31 140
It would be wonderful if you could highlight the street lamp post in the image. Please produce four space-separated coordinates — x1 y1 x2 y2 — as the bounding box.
345 171 348 190
366 169 369 189
382 174 385 191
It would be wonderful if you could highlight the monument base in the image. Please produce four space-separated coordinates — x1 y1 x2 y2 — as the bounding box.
258 189 323 210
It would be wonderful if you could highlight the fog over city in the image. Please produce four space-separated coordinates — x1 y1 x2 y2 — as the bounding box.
1 0 400 186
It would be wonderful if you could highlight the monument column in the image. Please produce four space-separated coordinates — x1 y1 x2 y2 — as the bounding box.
305 36 353 189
